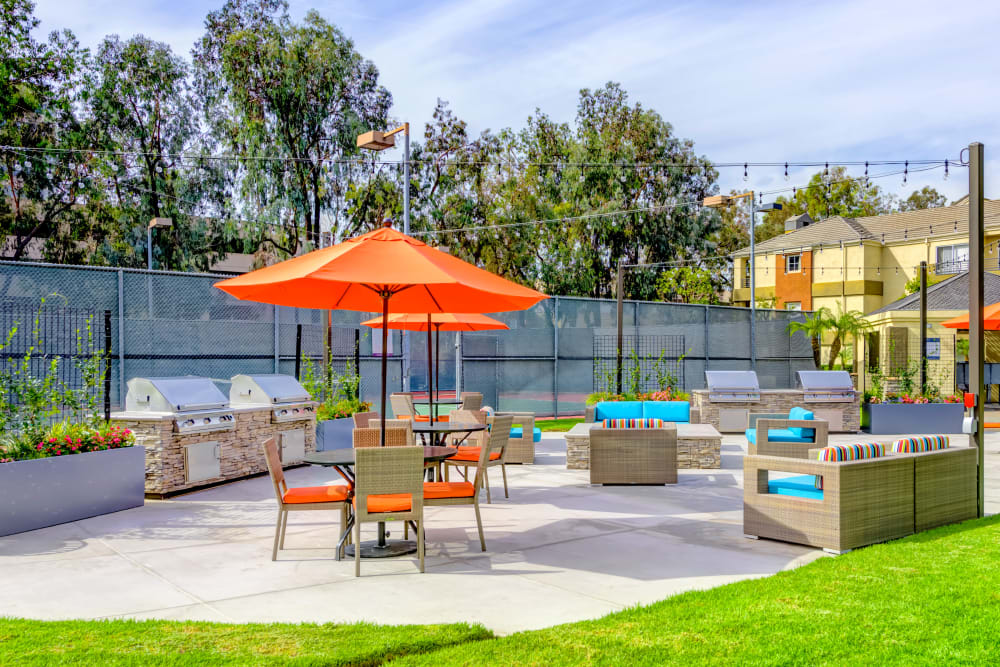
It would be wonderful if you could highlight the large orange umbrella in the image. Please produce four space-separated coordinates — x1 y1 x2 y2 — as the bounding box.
942 302 1000 330
215 222 546 440
361 313 509 422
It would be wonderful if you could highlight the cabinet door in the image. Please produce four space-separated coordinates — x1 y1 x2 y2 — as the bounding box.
185 440 221 483
280 429 306 464
719 408 749 432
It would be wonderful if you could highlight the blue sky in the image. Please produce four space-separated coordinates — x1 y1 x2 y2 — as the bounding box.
33 0 1000 201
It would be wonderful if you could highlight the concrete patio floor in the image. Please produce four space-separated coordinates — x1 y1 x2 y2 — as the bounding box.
2 430 997 634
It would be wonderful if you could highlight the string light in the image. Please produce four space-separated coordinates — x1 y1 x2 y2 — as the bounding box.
784 162 789 180
944 160 950 180
743 162 748 181
902 160 908 186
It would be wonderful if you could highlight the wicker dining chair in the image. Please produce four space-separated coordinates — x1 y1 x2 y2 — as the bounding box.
419 434 496 552
459 392 483 411
446 409 488 448
262 437 350 561
353 446 425 576
352 411 379 428
369 418 415 446
352 426 411 448
390 393 416 419
444 414 513 503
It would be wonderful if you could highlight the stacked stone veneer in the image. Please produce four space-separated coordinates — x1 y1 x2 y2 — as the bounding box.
690 389 860 433
565 429 721 470
111 406 316 496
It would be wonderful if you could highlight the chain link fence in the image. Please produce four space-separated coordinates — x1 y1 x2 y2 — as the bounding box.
0 260 816 416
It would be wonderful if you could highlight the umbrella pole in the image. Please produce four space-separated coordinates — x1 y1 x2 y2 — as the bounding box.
435 324 441 405
427 314 434 425
380 295 389 447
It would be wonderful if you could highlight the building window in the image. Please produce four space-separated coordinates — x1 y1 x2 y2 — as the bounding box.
785 253 801 273
936 244 969 274
785 301 802 311
743 260 750 288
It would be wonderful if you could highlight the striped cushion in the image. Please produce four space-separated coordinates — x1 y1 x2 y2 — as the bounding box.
816 442 885 461
893 435 949 453
600 418 665 429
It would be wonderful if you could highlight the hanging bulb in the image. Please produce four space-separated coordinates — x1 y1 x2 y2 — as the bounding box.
902 160 908 186
824 162 829 179
904 228 908 240
793 186 797 197
944 160 949 180
743 162 748 181
784 162 789 181
895 267 898 275
877 266 880 275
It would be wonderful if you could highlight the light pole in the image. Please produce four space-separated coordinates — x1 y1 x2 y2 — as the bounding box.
703 194 780 371
147 217 172 270
358 124 412 389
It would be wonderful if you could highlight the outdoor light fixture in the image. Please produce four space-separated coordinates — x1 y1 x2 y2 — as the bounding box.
147 217 173 270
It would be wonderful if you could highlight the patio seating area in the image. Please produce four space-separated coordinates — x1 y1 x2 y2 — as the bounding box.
3 428 997 635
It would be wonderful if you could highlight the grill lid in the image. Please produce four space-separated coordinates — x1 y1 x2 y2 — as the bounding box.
126 376 229 413
230 374 310 405
705 370 760 392
796 370 854 392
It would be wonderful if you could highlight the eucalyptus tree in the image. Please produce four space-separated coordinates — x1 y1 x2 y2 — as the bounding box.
0 0 93 262
194 0 391 255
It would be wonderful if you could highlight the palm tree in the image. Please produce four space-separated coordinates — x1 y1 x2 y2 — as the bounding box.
786 307 832 369
826 307 872 371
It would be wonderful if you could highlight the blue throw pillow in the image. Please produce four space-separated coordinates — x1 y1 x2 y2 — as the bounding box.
594 401 643 421
787 407 815 439
642 401 690 423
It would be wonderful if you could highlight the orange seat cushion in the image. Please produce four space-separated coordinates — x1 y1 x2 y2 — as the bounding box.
355 493 412 513
413 415 449 422
424 481 475 499
283 485 349 504
450 448 500 462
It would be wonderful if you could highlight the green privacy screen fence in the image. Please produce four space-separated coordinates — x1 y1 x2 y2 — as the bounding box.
0 260 815 417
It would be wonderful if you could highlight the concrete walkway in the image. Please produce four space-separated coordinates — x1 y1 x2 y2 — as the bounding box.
1 431 995 634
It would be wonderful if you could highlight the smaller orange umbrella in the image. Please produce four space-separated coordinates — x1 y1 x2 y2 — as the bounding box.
941 302 1000 330
361 313 509 421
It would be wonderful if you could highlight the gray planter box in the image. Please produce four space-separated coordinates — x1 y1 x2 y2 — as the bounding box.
316 417 354 451
862 403 964 435
0 446 145 537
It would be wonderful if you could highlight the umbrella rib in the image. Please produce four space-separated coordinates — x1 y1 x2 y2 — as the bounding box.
422 284 443 311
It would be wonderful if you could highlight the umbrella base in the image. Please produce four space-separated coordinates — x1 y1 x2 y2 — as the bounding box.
345 539 418 559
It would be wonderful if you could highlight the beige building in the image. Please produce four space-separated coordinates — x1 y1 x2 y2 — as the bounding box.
733 197 1000 315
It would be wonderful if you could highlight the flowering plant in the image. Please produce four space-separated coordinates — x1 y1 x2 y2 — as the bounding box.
0 422 134 463
866 392 960 405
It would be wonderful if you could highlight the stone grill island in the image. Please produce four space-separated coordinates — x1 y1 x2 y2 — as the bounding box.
691 370 860 433
111 375 316 497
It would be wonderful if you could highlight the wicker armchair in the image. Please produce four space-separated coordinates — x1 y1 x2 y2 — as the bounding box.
459 392 483 411
496 412 536 463
352 411 379 428
746 413 829 458
352 426 411 448
743 453 914 553
353 446 425 576
589 425 677 485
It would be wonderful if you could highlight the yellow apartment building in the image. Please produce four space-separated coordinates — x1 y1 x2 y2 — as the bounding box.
732 197 1000 391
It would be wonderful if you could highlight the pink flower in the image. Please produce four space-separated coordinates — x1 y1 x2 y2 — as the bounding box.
36 444 43 450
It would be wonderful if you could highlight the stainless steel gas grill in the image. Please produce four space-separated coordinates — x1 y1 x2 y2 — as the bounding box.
704 370 761 402
229 374 315 423
125 376 235 434
796 370 857 402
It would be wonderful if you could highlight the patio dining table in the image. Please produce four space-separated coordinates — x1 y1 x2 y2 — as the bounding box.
412 421 487 448
304 446 458 559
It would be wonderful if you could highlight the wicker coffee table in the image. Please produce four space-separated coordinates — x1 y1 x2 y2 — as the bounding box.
565 422 721 470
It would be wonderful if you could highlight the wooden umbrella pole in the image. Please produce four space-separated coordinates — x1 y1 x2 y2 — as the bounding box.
435 323 441 405
427 313 434 425
380 294 389 447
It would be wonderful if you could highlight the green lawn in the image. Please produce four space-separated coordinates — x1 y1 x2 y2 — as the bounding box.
4 516 999 666
0 618 490 666
536 417 584 432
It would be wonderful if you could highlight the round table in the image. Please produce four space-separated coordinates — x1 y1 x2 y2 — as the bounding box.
412 399 462 418
412 421 487 447
303 446 458 559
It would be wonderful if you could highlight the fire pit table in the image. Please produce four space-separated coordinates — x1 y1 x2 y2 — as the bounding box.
565 422 721 470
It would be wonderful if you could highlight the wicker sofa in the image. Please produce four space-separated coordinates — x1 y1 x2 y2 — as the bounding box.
585 401 690 424
745 407 829 458
589 425 677 485
744 444 977 553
